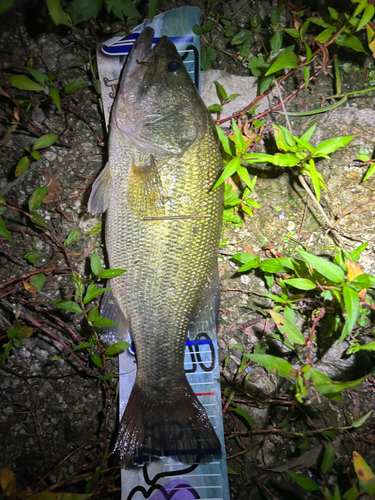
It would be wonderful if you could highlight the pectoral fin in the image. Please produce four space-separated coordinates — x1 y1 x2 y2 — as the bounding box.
88 162 111 215
128 156 165 218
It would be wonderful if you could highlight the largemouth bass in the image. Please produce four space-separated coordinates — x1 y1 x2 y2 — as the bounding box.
88 27 224 468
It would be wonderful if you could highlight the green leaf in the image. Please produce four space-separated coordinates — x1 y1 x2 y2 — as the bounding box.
238 256 260 272
236 165 253 188
308 158 321 202
105 341 131 355
354 342 375 352
342 483 360 500
232 118 246 154
271 153 300 167
230 406 253 429
201 46 217 71
231 29 252 46
64 229 81 247
46 0 73 26
352 410 373 428
227 93 241 103
92 317 117 327
357 3 374 31
214 81 227 101
66 0 102 21
33 134 58 150
24 253 40 264
25 67 48 85
328 6 339 19
336 33 366 53
321 441 335 474
64 80 88 94
233 252 258 264
0 0 14 15
91 353 102 367
213 157 241 190
15 156 30 177
284 28 300 38
88 307 99 323
207 104 222 112
244 353 296 379
30 273 45 292
73 342 91 351
30 211 46 229
313 375 367 401
216 125 235 156
148 0 158 20
0 215 13 242
260 257 295 273
301 124 317 142
363 162 375 181
50 300 83 314
271 31 283 53
350 242 367 262
296 249 345 282
99 269 126 279
83 284 112 304
28 186 48 212
265 51 298 76
349 273 375 290
316 27 336 43
273 124 296 152
303 66 310 88
50 86 61 111
284 278 316 290
9 75 45 91
286 471 319 491
227 467 238 475
105 0 140 19
90 251 101 275
269 310 306 345
314 136 355 156
31 151 41 161
338 286 360 343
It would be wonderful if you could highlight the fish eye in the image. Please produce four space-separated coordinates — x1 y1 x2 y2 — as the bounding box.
167 61 183 76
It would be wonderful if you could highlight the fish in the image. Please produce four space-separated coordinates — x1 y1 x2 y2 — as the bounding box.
88 27 224 468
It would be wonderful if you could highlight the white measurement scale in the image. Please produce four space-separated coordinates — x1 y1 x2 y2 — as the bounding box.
97 7 230 499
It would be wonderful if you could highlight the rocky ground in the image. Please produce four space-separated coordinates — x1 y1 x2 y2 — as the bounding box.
0 0 374 499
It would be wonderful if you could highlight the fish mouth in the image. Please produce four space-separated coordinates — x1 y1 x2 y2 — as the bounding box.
119 27 156 89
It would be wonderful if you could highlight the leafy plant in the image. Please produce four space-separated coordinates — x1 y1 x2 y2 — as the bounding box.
230 242 375 404
46 0 140 28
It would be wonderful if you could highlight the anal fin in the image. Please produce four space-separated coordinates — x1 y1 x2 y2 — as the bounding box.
99 285 129 345
189 270 220 337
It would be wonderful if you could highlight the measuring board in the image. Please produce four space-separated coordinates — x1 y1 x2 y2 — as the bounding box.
96 7 230 499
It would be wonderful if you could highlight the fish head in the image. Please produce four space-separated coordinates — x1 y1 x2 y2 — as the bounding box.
112 27 205 156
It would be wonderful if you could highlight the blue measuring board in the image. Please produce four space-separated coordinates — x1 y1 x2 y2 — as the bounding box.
96 7 230 499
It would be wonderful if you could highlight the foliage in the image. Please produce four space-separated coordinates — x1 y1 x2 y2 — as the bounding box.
46 0 141 27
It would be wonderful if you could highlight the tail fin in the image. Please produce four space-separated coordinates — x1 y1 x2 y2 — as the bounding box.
114 378 221 468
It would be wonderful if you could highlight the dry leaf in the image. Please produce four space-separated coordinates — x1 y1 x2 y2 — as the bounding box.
23 281 38 297
0 467 18 498
43 172 63 203
346 259 364 281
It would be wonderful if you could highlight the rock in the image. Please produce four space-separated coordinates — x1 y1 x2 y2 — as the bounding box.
201 70 274 126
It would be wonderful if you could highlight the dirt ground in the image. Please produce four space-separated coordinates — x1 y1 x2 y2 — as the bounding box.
0 1 374 499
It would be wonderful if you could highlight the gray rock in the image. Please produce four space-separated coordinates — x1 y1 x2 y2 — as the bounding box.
201 70 274 126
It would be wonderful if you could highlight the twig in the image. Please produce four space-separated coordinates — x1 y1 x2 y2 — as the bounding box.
2 161 41 196
226 433 272 459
